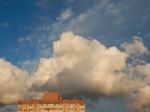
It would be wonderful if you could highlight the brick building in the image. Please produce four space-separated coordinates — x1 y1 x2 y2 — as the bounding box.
17 92 85 112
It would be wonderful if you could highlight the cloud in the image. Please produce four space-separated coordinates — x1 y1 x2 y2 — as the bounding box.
17 0 150 62
0 59 28 104
28 32 150 112
50 0 112 39
29 32 150 111
48 0 150 49
133 86 150 110
30 32 129 96
17 36 32 43
126 86 150 111
57 8 74 21
121 36 149 57
1 32 150 111
125 63 150 111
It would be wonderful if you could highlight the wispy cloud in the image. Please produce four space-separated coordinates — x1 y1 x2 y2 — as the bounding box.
57 8 74 21
18 36 33 43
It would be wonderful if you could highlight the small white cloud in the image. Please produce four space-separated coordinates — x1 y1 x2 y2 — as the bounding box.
57 8 74 21
121 36 149 57
18 38 25 43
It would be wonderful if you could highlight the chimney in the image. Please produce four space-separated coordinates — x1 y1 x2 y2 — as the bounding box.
43 92 62 101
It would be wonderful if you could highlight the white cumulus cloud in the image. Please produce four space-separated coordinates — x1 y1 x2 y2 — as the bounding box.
0 32 150 111
0 59 28 104
121 36 149 57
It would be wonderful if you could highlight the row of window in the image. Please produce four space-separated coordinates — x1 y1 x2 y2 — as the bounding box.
18 104 84 106
18 107 85 111
18 105 84 108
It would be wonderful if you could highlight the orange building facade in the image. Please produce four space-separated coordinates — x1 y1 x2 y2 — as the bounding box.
17 92 85 112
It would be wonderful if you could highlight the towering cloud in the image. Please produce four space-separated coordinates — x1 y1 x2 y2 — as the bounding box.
0 32 150 111
30 32 129 96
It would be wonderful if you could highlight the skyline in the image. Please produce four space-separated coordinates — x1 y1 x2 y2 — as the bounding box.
0 0 150 112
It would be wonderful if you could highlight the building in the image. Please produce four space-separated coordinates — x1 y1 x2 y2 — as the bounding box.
17 92 85 112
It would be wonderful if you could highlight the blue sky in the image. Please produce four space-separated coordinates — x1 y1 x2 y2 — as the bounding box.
1 0 150 65
0 0 150 112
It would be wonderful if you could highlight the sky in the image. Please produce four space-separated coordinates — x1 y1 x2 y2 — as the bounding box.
0 0 150 112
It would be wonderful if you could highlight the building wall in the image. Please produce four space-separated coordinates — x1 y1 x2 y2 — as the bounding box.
17 92 85 112
17 103 85 112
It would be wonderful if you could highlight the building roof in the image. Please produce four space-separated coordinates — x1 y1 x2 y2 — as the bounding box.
18 92 85 105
